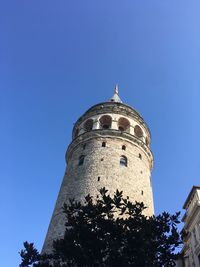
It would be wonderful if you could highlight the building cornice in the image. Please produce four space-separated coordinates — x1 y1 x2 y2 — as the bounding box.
183 186 200 209
66 129 154 169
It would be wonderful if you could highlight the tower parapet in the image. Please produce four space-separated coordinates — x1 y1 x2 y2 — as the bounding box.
43 88 154 254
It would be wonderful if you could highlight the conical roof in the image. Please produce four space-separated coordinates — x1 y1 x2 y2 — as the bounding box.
109 85 122 103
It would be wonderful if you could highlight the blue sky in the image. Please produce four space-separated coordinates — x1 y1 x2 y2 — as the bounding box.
1 1 200 266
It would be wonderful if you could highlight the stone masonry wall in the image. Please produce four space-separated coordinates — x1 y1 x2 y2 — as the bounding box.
42 134 154 253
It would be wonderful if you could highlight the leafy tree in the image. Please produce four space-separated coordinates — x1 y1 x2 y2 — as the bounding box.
20 188 182 267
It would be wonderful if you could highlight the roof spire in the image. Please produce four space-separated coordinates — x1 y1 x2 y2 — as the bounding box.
114 84 119 95
109 84 122 103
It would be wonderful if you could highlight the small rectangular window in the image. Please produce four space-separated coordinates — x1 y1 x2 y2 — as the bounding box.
102 142 106 147
78 155 84 166
98 177 100 181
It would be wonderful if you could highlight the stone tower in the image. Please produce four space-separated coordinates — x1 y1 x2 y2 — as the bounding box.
43 87 154 253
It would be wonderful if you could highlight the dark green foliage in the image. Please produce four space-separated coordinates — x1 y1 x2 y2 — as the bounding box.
20 242 39 267
20 188 182 267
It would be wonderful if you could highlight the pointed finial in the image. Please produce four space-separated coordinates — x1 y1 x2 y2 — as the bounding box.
109 84 122 103
114 84 119 95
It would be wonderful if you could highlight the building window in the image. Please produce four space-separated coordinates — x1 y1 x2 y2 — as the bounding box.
84 119 93 132
99 115 112 129
119 126 124 131
118 117 130 132
102 142 106 147
98 176 100 181
141 190 144 195
134 125 143 138
120 156 127 167
122 145 126 150
103 124 109 129
83 144 86 150
139 153 142 159
78 155 85 166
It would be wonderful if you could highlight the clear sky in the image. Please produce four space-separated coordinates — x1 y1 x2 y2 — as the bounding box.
1 1 200 266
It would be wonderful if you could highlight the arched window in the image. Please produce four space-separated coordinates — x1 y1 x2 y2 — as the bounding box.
120 156 127 167
118 117 130 132
122 145 126 150
99 115 112 129
84 119 93 132
134 125 143 138
78 155 85 166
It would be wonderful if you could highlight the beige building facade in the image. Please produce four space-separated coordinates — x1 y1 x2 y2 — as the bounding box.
42 87 154 253
177 186 200 267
